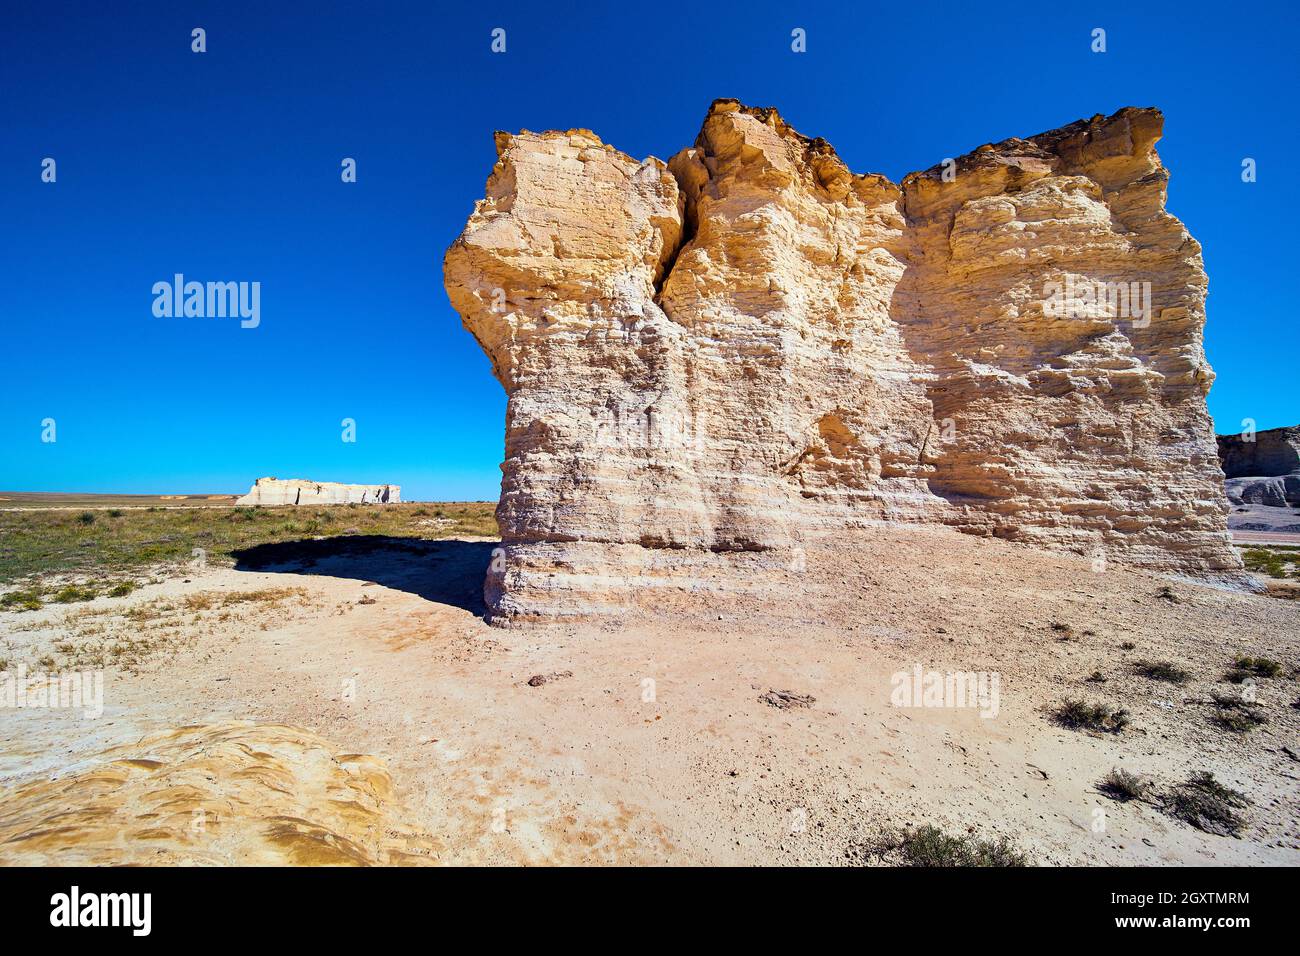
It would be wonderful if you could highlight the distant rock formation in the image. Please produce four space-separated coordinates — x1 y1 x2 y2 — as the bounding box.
1218 426 1300 512
445 99 1239 622
235 477 399 506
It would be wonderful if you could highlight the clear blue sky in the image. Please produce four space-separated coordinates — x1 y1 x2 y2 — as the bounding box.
3 1 1296 500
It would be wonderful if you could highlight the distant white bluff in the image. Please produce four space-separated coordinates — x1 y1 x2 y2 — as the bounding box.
235 477 400 506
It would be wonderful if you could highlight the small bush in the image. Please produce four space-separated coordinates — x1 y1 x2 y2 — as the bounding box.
1051 698 1130 733
1133 660 1190 684
1 589 45 612
866 825 1028 867
107 509 124 518
1098 768 1151 802
1120 641 1136 651
108 581 135 598
1228 656 1282 680
1161 772 1249 837
1209 693 1267 733
1213 710 1267 733
53 585 97 604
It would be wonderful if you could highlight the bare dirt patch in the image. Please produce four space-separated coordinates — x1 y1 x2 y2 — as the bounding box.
3 525 1298 865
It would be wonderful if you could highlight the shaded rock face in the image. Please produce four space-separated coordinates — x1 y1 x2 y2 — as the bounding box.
1218 426 1300 510
236 477 399 506
445 100 1239 622
1218 426 1300 481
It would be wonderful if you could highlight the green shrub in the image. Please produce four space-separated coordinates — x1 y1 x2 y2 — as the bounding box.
53 585 97 603
1 589 45 611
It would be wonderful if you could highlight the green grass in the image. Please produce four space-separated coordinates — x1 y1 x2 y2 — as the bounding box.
1241 547 1300 580
0 501 498 585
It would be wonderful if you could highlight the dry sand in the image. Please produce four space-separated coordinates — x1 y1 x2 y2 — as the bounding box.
2 526 1297 865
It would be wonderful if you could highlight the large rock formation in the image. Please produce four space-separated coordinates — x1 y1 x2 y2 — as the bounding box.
236 477 399 506
1218 425 1300 512
445 100 1240 622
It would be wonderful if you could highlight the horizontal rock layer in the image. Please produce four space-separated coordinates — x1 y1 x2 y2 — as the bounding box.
445 100 1240 622
236 477 399 506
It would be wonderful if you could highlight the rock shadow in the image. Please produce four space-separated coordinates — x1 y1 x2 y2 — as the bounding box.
231 535 496 616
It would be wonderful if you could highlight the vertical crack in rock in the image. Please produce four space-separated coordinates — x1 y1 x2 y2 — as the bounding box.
444 101 1242 624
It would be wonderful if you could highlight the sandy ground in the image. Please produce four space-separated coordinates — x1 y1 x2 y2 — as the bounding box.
1228 502 1300 537
2 526 1298 866
1233 530 1300 546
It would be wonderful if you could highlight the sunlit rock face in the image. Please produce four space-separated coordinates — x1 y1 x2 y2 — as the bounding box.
445 100 1240 623
236 477 399 506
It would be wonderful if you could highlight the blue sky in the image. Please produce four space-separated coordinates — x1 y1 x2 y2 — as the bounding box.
2 1 1296 500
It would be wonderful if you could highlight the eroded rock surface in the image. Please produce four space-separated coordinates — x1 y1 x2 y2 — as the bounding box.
445 100 1240 622
0 723 432 865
